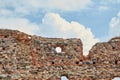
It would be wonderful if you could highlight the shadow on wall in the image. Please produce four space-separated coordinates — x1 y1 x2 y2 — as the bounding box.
113 77 120 80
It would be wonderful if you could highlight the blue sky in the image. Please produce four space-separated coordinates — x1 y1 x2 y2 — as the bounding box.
0 0 120 80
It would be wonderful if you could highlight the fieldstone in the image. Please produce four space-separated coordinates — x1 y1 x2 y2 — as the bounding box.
0 29 120 80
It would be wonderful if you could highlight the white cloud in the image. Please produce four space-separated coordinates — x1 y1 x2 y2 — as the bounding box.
43 0 92 11
0 17 40 35
98 6 109 11
109 11 120 37
40 13 99 56
97 0 120 12
0 0 92 16
0 9 13 17
100 0 120 5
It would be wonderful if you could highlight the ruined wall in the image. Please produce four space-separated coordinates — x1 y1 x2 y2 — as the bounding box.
88 37 120 79
0 29 120 80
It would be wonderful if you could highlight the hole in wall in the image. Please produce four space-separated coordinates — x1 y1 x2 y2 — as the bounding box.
28 36 31 39
115 60 118 64
4 35 8 38
55 47 62 53
93 61 96 64
61 76 68 80
112 46 116 49
2 47 6 50
112 77 120 80
75 61 79 64
80 60 83 62
51 61 54 64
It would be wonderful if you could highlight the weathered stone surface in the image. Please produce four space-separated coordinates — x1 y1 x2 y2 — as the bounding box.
0 29 120 80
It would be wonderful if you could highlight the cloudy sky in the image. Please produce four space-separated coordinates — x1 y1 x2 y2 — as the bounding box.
0 0 120 56
0 0 120 80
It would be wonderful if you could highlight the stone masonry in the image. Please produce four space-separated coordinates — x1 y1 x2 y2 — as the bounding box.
0 29 120 80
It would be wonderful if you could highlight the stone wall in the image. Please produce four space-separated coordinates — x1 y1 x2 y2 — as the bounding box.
88 37 120 79
0 29 120 80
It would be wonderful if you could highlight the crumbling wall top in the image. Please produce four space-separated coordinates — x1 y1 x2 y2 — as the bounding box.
0 29 120 80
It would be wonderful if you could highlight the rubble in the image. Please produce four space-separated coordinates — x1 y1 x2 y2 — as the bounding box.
0 29 120 80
